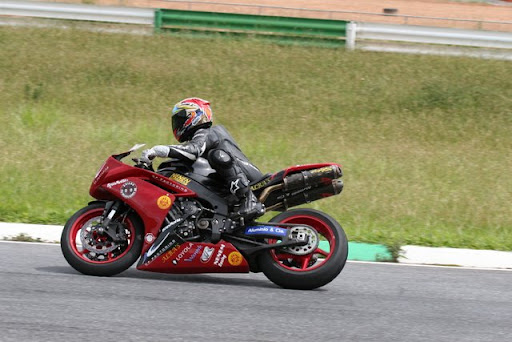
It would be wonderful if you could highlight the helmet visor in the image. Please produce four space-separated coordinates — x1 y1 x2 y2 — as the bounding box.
172 109 189 140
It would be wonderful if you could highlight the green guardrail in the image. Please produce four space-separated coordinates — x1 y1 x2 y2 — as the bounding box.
154 9 348 47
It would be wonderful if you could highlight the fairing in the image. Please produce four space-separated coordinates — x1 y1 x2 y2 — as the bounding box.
137 239 249 274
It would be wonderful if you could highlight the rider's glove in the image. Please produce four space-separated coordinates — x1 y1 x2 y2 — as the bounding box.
140 145 170 163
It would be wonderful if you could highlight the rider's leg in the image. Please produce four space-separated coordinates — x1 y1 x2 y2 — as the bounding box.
208 149 264 220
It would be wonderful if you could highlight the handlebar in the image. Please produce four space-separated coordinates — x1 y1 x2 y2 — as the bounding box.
132 158 154 172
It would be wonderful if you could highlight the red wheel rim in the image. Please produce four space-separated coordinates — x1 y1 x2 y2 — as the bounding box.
270 215 336 272
69 208 135 264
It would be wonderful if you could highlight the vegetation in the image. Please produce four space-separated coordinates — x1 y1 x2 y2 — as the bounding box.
0 26 510 250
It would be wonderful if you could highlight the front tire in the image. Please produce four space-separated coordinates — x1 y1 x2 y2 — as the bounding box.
258 209 348 290
61 202 144 276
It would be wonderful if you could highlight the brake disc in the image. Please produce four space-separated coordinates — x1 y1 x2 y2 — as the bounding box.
282 225 319 256
79 217 118 254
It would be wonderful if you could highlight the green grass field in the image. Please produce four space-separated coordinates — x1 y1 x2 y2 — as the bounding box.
0 26 510 250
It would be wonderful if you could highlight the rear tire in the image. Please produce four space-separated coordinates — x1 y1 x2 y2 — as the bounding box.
258 209 348 290
61 202 144 276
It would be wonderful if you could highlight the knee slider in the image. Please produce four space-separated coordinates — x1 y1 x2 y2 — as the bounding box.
208 149 233 169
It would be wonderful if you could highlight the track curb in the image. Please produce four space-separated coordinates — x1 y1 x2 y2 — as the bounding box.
1 222 511 269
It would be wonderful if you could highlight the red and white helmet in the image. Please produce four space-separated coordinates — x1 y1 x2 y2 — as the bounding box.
171 97 213 142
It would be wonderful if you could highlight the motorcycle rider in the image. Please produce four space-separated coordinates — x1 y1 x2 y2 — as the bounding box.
140 97 265 221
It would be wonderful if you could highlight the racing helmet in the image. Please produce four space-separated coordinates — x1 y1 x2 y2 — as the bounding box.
171 97 213 142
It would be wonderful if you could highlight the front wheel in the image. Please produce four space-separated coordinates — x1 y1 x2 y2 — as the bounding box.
61 202 144 276
258 209 348 290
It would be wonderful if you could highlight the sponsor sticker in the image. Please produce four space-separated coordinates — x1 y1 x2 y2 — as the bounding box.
120 181 137 199
151 175 189 193
157 195 172 210
250 177 271 191
106 179 128 189
162 244 181 263
290 186 312 197
228 251 243 266
170 173 191 185
185 245 203 262
213 244 227 267
200 246 215 263
245 226 288 237
94 163 109 183
144 237 178 265
172 243 193 265
311 166 332 174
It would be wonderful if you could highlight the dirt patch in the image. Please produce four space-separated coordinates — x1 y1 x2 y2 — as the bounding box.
36 0 512 30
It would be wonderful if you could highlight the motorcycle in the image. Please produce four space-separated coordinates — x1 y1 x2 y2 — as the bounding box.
61 144 348 290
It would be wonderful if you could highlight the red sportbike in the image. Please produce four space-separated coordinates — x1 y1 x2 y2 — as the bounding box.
61 145 348 290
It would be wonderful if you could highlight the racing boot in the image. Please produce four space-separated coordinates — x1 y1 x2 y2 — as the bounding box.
229 176 265 221
238 190 265 221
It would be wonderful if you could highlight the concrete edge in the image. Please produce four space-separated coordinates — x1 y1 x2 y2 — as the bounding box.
398 245 512 269
1 222 511 269
1 222 63 243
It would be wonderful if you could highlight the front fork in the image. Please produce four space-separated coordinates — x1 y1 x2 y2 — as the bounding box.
97 200 128 242
101 201 120 228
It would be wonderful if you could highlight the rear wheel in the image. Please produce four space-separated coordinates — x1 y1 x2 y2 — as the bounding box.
61 202 144 276
258 209 348 290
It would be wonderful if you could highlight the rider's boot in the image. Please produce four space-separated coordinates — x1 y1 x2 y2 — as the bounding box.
229 175 265 221
238 190 265 221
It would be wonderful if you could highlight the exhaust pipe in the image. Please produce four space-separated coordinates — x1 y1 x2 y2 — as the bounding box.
282 179 343 209
283 165 342 192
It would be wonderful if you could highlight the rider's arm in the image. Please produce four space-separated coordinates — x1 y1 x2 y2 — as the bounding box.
167 129 208 161
141 129 210 163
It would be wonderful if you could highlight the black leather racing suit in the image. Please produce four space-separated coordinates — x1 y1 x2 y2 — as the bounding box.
165 125 264 216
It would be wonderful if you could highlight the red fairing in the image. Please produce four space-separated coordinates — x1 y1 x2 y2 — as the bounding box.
137 240 249 274
91 156 196 199
101 177 174 253
89 155 251 275
281 163 343 177
89 156 197 254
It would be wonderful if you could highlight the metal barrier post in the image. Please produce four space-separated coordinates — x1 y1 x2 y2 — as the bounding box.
346 21 357 50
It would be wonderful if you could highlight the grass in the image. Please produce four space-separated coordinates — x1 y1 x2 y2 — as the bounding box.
0 26 511 250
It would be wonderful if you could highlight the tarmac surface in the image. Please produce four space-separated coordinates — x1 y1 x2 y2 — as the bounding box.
1 241 511 342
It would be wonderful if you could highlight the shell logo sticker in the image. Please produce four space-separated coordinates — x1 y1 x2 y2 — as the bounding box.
228 251 243 266
157 195 172 210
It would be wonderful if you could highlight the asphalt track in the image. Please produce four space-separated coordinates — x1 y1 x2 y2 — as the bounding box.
1 242 511 342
